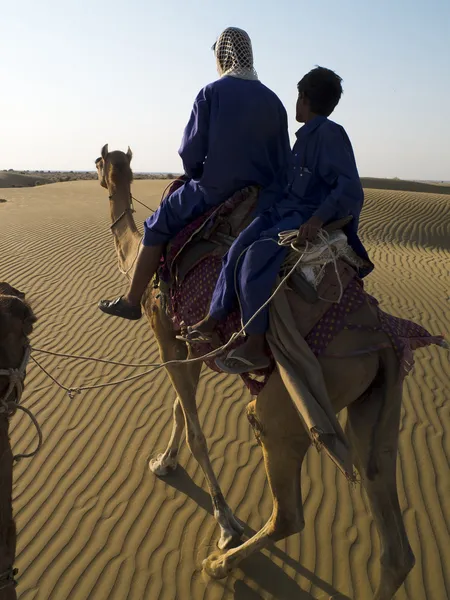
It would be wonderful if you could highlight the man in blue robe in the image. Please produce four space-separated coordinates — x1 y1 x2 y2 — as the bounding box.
186 67 374 373
98 27 290 320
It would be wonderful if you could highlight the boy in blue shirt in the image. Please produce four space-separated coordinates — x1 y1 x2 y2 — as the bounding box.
186 67 373 373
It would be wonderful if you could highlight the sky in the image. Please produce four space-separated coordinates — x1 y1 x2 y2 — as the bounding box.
0 0 449 179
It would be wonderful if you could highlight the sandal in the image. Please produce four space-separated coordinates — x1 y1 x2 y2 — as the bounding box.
215 348 271 374
175 328 214 344
98 296 142 320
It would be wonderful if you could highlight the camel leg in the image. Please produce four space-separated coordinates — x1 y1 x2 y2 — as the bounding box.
0 417 18 600
180 372 244 550
204 391 310 579
148 302 199 475
149 397 186 476
150 305 242 549
346 351 415 600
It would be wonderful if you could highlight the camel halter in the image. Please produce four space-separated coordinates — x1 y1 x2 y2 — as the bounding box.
0 567 18 592
0 345 42 461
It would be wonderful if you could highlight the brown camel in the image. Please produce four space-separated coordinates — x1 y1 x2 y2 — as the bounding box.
95 145 446 600
0 282 36 600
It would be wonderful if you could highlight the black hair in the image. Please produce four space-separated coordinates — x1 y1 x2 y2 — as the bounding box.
297 66 343 116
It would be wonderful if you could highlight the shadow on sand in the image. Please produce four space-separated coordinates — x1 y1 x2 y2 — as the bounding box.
160 466 351 600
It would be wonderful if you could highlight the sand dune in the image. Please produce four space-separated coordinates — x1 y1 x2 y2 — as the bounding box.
0 180 448 600
0 171 178 189
360 177 450 195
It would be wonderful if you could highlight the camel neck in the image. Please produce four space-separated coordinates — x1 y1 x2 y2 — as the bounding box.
108 183 141 270
108 183 132 220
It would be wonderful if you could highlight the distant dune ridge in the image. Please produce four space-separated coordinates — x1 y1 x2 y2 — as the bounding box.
0 170 179 189
1 169 450 194
0 178 448 599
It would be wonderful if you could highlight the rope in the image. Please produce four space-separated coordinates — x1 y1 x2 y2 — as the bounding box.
131 195 155 213
0 567 18 591
0 347 42 461
117 236 144 278
278 229 344 304
113 180 187 275
29 229 344 398
129 176 187 215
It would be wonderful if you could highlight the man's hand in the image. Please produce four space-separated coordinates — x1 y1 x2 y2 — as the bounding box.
296 216 324 244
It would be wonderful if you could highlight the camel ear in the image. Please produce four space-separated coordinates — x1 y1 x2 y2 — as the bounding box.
10 298 36 336
0 282 25 299
101 144 109 160
126 147 133 162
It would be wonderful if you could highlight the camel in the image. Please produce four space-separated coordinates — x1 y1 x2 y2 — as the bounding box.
95 145 445 600
0 282 36 600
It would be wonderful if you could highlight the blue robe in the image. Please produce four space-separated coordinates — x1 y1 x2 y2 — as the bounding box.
143 76 290 246
209 116 373 334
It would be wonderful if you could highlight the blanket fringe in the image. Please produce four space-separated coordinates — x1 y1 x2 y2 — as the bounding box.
311 427 358 484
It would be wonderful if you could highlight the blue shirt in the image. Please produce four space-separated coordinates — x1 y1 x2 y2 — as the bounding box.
276 116 373 274
179 76 291 200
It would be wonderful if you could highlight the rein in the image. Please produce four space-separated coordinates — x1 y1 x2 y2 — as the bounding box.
109 193 155 230
0 345 42 461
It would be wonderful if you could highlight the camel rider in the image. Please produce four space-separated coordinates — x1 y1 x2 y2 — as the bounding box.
98 26 291 320
186 67 374 373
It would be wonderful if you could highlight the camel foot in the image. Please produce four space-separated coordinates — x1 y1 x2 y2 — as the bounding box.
215 502 244 550
149 452 178 476
203 552 232 580
217 523 243 551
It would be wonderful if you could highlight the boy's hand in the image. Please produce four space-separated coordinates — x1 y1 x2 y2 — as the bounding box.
296 216 324 243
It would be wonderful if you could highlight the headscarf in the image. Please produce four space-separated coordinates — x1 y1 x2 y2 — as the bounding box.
214 27 258 81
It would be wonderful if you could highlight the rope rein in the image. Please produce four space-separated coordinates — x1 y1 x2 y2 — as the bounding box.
0 181 184 463
30 230 344 400
14 181 343 461
0 346 42 461
109 195 156 230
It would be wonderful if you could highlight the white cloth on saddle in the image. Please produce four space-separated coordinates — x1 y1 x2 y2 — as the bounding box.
281 230 366 289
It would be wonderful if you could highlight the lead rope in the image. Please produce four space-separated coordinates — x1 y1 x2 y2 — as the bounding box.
0 346 42 461
29 230 344 397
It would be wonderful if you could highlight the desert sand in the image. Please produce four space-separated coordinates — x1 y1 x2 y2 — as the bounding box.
0 179 448 600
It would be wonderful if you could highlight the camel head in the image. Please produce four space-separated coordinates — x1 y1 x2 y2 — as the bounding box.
95 144 133 192
0 282 36 381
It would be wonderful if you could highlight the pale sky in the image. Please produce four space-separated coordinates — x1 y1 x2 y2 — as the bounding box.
1 0 449 179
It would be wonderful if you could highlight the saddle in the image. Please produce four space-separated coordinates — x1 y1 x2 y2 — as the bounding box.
164 186 259 288
159 182 364 309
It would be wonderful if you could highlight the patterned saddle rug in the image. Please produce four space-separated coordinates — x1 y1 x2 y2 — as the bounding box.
156 181 446 395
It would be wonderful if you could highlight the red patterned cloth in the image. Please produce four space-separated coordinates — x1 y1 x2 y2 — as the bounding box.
305 278 368 354
159 192 446 394
168 254 272 395
305 278 446 379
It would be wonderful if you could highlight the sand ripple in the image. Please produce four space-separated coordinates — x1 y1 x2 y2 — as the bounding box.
0 180 448 599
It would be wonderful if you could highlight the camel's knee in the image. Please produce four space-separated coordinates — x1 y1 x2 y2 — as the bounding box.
375 548 415 600
380 541 415 575
247 401 263 445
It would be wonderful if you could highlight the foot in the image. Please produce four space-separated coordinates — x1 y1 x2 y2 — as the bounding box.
98 295 142 320
215 335 270 374
176 315 218 343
